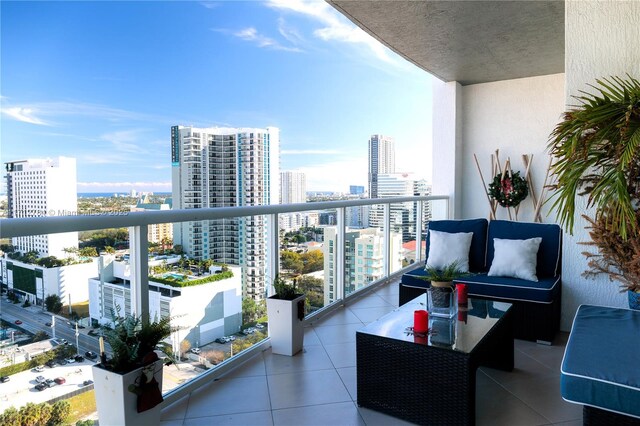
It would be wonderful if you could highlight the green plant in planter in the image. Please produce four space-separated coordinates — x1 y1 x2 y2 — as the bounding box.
548 75 640 294
272 274 302 300
101 309 179 374
422 261 470 283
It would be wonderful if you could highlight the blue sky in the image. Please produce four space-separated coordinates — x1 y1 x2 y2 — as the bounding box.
1 0 433 193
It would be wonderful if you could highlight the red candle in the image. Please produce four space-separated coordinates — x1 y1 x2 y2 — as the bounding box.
414 309 428 333
458 309 468 323
457 283 468 305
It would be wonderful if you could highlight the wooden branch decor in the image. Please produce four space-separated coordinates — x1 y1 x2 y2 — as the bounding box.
475 151 551 222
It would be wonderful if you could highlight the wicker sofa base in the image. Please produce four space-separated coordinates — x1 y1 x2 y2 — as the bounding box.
399 283 560 343
584 406 640 425
357 307 513 425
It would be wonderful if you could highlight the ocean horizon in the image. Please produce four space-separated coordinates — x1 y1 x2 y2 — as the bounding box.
78 192 171 198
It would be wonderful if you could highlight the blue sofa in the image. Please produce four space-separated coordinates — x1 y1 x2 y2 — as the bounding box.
400 219 562 343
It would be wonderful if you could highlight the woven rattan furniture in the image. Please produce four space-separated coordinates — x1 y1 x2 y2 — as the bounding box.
356 295 514 425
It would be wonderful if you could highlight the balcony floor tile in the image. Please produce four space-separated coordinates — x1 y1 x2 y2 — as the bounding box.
162 279 577 426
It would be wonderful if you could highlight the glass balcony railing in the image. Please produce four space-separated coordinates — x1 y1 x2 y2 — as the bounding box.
0 194 448 414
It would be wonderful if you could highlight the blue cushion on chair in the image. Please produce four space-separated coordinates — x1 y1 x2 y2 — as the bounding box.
458 273 560 304
487 220 562 279
427 219 488 272
561 305 640 418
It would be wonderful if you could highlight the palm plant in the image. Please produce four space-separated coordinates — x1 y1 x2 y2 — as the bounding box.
547 75 640 292
547 75 640 239
422 260 470 283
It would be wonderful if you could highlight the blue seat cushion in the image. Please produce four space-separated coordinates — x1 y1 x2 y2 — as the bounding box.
427 218 488 272
561 305 640 418
487 220 562 278
400 269 559 304
459 273 560 304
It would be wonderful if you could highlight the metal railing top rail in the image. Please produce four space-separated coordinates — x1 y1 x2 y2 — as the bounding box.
0 195 447 238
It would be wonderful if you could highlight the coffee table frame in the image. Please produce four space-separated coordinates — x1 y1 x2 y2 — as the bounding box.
356 303 513 425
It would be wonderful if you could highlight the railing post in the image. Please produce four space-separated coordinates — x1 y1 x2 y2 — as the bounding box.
383 203 390 279
416 200 424 263
267 213 279 297
336 207 345 301
129 225 149 323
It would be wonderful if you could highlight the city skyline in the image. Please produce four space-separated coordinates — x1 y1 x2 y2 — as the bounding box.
1 1 433 194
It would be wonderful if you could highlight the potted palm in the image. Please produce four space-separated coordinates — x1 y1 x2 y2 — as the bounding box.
548 75 640 309
421 261 469 318
266 274 305 356
92 311 178 425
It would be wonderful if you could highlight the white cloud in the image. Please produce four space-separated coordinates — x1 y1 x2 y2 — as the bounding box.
2 107 48 125
232 27 302 52
281 149 341 155
78 181 171 188
297 157 367 192
100 129 149 154
278 17 304 45
266 0 394 63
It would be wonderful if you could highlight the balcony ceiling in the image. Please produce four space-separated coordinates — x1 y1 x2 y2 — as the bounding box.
328 0 564 85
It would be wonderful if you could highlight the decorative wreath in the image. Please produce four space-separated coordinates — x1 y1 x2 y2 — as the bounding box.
488 171 529 208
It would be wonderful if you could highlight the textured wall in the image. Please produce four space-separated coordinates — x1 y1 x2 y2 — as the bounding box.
460 74 565 223
560 1 640 329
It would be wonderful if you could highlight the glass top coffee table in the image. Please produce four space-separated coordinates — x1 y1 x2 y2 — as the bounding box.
356 294 514 426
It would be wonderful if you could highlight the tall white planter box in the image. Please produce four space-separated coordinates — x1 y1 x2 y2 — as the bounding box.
266 294 305 356
92 359 164 426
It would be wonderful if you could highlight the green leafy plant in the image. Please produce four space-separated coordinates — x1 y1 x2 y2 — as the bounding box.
421 261 470 283
272 274 302 300
548 75 640 239
101 308 179 374
547 75 640 292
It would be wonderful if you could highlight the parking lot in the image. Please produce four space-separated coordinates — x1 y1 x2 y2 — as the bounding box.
0 359 94 412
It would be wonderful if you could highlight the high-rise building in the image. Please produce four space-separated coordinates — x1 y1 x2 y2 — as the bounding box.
323 226 402 305
349 185 365 196
4 157 78 258
369 173 416 242
131 195 173 244
368 134 395 198
171 125 280 301
280 171 306 204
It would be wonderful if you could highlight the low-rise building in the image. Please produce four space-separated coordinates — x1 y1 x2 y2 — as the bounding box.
88 255 242 348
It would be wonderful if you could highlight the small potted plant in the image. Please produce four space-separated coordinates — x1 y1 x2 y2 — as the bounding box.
93 310 179 426
421 261 469 318
266 274 305 356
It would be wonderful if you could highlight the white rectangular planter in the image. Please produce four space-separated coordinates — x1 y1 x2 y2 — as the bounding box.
92 359 163 426
266 294 305 356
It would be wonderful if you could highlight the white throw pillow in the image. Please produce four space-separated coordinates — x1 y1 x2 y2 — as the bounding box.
488 237 542 281
426 230 473 272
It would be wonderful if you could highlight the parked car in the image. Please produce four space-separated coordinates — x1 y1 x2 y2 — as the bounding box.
215 337 227 344
57 359 68 365
34 365 45 372
45 379 56 387
84 351 98 360
45 360 57 368
54 377 65 385
45 322 52 327
255 323 265 330
14 320 22 325
35 383 47 391
35 376 46 384
0 376 9 383
74 355 84 362
65 358 75 364
190 348 201 354
82 380 94 386
227 335 236 341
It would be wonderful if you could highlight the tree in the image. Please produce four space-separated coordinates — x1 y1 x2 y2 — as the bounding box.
297 276 325 310
79 247 98 258
281 251 303 273
45 294 63 314
32 331 49 343
49 400 70 425
180 340 191 357
0 407 20 426
19 403 41 426
104 245 116 254
301 250 324 274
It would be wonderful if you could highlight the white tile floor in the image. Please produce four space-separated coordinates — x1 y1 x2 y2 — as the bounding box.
160 280 582 425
